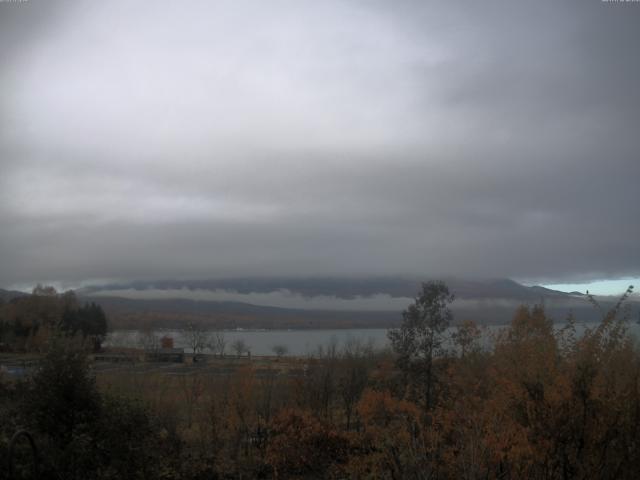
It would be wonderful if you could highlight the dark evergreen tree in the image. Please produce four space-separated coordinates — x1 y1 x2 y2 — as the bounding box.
387 280 454 410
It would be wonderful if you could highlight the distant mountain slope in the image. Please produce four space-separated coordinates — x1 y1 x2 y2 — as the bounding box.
82 292 619 330
81 277 581 301
81 295 398 330
77 277 628 330
6 278 630 329
0 288 28 302
444 278 577 301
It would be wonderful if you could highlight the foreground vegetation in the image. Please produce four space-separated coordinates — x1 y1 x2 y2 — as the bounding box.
1 282 639 479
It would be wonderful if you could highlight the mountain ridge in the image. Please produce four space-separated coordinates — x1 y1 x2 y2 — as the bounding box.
73 277 622 329
5 279 633 330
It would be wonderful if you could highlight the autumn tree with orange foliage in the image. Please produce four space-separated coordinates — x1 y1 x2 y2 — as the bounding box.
430 286 640 480
266 408 350 479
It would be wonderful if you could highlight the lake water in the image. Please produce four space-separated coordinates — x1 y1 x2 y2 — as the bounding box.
106 321 640 357
107 328 391 356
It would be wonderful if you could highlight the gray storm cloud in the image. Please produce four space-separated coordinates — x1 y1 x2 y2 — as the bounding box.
0 0 639 287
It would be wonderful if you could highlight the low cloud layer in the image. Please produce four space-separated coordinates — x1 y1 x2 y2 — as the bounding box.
1 0 639 287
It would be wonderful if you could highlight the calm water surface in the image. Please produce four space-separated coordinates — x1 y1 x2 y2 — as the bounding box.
106 322 640 356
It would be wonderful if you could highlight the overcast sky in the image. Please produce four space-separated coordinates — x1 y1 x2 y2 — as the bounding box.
1 0 639 289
